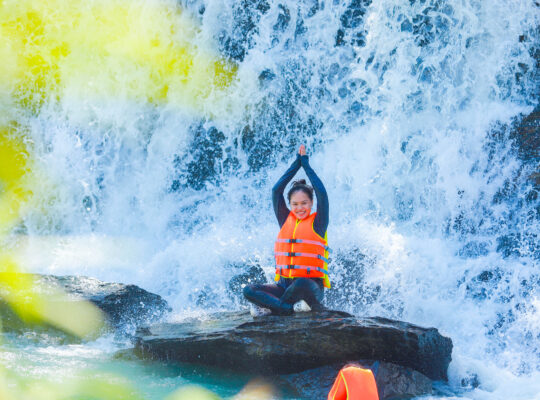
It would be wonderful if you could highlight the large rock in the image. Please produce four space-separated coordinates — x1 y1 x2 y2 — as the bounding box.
0 274 170 335
134 310 452 381
276 360 433 400
40 275 171 330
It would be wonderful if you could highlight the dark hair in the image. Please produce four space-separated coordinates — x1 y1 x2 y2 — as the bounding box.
287 179 314 202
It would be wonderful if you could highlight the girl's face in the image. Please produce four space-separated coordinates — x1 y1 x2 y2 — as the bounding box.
289 191 313 220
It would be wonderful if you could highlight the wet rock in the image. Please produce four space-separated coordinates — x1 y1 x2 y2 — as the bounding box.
0 297 65 338
484 107 540 260
276 360 432 400
458 241 489 258
171 123 233 191
460 372 481 390
217 0 270 61
258 69 276 87
0 274 170 335
273 4 291 33
487 107 539 191
404 1 454 48
134 310 452 381
336 0 372 47
227 263 267 304
324 248 381 312
375 361 433 399
240 61 325 173
40 275 170 330
512 106 539 186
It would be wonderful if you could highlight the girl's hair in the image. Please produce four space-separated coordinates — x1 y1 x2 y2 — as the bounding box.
287 179 314 202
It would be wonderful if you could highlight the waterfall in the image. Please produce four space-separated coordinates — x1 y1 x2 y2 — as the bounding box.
1 0 538 397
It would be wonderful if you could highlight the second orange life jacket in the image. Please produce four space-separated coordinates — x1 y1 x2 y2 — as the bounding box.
327 365 379 400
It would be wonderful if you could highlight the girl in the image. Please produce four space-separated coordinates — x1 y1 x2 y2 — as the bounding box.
243 145 330 315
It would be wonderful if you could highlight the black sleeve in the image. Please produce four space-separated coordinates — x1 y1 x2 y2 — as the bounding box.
301 155 329 237
272 155 301 227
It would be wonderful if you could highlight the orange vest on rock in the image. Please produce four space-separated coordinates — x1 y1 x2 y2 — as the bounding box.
274 212 331 288
327 365 379 400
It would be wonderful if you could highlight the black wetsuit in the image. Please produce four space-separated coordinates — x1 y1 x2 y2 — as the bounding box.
243 154 329 315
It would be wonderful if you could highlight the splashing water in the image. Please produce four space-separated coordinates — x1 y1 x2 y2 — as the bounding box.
1 0 539 398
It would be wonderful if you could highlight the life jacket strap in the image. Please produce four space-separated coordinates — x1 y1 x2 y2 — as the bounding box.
275 251 329 264
275 264 329 277
275 238 332 253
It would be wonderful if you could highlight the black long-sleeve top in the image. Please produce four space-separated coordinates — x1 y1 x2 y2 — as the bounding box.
272 154 329 237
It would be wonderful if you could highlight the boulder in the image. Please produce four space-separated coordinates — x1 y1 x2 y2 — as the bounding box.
0 274 170 335
276 360 433 400
134 310 452 381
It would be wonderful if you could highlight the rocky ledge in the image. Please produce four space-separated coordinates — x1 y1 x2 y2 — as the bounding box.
0 274 170 335
134 310 452 382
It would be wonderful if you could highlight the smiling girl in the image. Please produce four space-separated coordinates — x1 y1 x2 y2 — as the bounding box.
243 145 330 315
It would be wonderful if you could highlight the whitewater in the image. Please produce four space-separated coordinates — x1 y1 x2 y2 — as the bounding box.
1 0 539 398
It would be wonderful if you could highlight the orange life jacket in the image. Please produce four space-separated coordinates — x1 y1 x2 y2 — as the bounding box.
274 211 331 288
327 365 379 400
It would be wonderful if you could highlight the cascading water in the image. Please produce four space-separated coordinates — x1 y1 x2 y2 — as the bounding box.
1 0 538 398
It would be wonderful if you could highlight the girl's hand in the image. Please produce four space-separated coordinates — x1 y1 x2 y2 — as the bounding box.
298 144 306 156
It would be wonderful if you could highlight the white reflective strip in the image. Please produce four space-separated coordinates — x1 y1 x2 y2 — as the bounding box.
294 252 329 263
275 252 329 264
275 238 332 253
275 264 328 276
297 239 330 249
